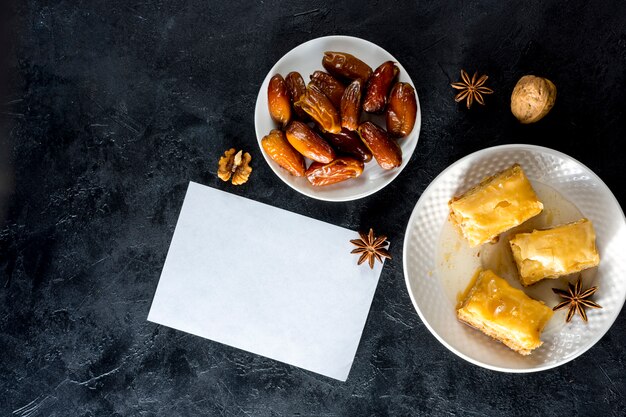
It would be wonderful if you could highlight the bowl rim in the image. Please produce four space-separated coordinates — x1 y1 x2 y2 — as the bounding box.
402 143 626 373
254 35 422 202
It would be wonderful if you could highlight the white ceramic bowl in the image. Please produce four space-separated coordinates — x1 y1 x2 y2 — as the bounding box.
403 144 626 372
254 35 421 202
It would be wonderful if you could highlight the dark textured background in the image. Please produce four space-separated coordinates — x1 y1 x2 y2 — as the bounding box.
1 0 625 415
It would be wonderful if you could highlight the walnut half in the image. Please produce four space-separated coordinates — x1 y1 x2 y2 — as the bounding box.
218 148 252 185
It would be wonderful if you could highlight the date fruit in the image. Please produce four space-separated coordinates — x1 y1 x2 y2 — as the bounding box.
285 72 306 102
323 128 372 163
357 121 402 169
261 129 306 177
305 157 364 186
295 84 341 133
285 121 336 163
363 61 399 113
310 71 345 108
386 82 417 137
268 74 291 127
322 51 373 82
284 71 308 120
340 79 363 131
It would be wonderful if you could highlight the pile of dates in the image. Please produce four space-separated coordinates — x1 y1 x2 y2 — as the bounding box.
262 51 417 186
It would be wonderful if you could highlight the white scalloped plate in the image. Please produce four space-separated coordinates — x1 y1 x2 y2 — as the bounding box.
254 35 421 202
403 144 626 372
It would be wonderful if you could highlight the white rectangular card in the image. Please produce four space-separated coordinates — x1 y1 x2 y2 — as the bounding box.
148 182 383 381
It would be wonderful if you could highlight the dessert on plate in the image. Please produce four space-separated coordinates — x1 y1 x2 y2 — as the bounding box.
509 218 600 286
457 269 554 355
449 164 543 247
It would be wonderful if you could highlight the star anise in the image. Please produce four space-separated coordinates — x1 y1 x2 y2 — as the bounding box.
350 229 391 269
552 275 602 323
451 69 494 109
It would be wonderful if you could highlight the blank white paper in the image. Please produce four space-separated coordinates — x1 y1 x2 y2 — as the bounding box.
148 182 383 381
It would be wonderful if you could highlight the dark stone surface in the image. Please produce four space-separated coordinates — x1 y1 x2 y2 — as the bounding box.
1 0 625 415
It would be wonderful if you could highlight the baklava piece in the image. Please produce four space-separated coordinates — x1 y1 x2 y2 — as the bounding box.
509 218 600 286
449 164 543 247
457 269 553 355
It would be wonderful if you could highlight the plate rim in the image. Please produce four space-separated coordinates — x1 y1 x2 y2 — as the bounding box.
253 35 422 202
402 143 626 373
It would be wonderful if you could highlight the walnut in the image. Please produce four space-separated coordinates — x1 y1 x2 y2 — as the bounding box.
217 148 252 185
510 75 557 124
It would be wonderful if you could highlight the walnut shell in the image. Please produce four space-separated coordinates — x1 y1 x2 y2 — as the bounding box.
510 75 557 124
